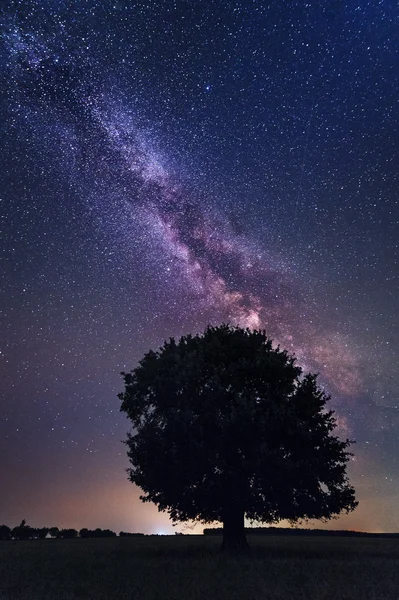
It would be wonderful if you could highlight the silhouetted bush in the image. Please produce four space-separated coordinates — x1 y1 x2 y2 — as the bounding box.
119 531 145 537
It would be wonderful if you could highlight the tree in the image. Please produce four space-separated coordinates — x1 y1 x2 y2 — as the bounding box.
79 528 89 538
93 528 104 538
101 529 117 538
79 528 116 538
59 529 78 539
119 324 358 552
49 527 59 539
49 527 60 538
36 527 49 540
12 520 35 541
0 525 11 541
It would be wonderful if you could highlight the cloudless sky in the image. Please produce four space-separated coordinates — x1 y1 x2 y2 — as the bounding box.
1 0 398 533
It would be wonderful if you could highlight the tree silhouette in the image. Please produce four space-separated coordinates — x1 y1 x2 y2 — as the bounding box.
120 324 358 552
49 527 59 539
36 527 49 540
79 528 116 538
58 528 78 539
99 529 116 538
12 520 35 540
0 525 11 540
79 528 89 538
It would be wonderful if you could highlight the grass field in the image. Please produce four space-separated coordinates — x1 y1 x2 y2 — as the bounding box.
0 534 398 600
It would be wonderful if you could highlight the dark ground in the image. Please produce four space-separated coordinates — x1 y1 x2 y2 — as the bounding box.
0 535 398 600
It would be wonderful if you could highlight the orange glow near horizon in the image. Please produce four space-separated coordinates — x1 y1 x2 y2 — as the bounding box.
1 474 397 535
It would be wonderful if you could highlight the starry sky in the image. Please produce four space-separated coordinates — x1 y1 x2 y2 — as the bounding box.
1 0 398 534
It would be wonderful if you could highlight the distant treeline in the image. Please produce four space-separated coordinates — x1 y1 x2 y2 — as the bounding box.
203 527 399 538
0 521 119 541
0 520 185 540
4 521 397 540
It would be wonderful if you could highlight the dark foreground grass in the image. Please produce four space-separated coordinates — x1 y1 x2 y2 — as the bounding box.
1 535 398 600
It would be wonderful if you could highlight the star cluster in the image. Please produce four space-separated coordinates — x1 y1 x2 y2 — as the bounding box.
1 1 398 533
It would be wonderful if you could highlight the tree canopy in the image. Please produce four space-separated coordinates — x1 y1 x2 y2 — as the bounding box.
0 525 11 541
119 324 358 551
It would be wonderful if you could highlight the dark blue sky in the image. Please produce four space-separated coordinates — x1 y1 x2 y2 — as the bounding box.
1 0 398 533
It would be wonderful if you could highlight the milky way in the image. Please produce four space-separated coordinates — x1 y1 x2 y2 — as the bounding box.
1 1 398 533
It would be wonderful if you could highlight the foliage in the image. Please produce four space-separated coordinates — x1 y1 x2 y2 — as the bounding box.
58 529 78 539
36 527 49 540
12 520 36 541
0 525 11 541
80 528 116 538
120 324 357 550
49 527 59 539
0 523 117 541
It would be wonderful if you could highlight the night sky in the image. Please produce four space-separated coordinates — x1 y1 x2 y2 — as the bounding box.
1 1 398 534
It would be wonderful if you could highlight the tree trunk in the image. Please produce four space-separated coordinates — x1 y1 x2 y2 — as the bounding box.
221 508 249 553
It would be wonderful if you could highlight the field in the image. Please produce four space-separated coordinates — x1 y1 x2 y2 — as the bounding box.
0 535 398 600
